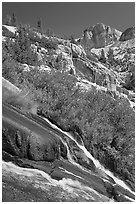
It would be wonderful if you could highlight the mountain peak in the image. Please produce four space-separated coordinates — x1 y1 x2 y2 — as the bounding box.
80 23 122 50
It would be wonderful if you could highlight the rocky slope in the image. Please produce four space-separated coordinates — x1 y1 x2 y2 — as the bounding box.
2 23 135 201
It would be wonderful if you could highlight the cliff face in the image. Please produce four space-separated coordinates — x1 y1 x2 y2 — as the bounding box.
79 23 122 50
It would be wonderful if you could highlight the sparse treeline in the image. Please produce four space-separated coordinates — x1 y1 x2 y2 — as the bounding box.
3 14 80 41
3 13 17 26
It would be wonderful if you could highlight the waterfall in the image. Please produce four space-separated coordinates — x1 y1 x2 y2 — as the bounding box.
64 132 135 195
40 116 135 195
57 134 97 177
59 137 76 164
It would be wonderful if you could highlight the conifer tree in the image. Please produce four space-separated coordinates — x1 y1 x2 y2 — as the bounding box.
3 15 11 25
37 19 42 33
70 34 77 44
3 13 17 26
99 49 106 63
107 48 114 65
11 13 17 26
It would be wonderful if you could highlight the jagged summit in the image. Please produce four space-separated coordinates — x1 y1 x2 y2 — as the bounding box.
79 23 122 50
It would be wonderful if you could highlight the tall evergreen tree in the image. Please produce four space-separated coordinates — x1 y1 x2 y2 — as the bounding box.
37 19 42 33
3 15 11 25
70 34 77 44
99 49 106 63
107 48 114 65
11 13 17 26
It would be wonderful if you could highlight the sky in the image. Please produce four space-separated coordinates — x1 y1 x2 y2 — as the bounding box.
2 2 135 38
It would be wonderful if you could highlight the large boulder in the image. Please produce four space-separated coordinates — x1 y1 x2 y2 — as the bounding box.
119 27 135 41
71 43 86 58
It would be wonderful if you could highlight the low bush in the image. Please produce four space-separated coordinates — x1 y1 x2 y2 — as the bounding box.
40 36 58 50
2 24 38 66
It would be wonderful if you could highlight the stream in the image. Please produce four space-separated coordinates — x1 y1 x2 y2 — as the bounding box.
41 116 135 196
2 104 135 202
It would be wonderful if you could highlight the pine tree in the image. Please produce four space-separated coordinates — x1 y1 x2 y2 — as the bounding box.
3 15 12 25
46 28 54 37
12 24 37 65
99 49 106 63
70 35 77 44
3 13 17 26
11 13 17 26
107 48 114 65
37 20 42 33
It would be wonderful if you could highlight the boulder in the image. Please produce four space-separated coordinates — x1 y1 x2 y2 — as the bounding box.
119 27 135 41
71 43 86 58
50 169 64 180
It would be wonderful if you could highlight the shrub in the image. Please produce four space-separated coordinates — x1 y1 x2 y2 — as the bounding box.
99 49 106 63
13 25 38 65
40 36 58 50
3 24 38 66
107 48 114 65
3 13 17 26
69 35 78 45
2 55 22 85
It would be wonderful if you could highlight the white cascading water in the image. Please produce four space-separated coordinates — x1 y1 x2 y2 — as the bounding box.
41 116 135 196
61 134 135 201
59 167 85 181
59 137 97 177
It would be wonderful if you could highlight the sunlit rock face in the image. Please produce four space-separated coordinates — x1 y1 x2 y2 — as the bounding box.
80 23 122 50
119 27 135 41
71 43 86 58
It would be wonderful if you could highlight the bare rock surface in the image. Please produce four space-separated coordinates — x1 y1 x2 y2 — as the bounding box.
80 23 122 50
119 27 135 41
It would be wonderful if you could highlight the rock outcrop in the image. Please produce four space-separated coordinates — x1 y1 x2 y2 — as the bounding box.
119 27 135 41
79 23 122 50
2 107 67 162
